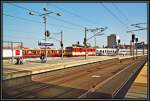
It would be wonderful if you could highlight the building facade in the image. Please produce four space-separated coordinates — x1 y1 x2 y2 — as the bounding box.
107 34 117 48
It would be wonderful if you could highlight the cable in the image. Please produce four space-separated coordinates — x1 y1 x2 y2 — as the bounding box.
3 13 43 23
48 3 99 26
3 13 80 30
112 3 129 22
100 3 129 28
9 3 85 29
10 3 40 14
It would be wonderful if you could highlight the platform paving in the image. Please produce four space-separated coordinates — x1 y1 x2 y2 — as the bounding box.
125 63 148 99
2 55 139 80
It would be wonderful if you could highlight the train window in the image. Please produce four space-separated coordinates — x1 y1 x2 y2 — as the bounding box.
50 50 52 54
66 47 72 50
80 48 82 52
28 50 31 54
25 50 28 54
31 50 36 54
22 50 25 54
47 50 50 54
50 50 53 54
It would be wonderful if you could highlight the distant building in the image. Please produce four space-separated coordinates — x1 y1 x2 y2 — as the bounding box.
123 42 147 49
107 34 117 48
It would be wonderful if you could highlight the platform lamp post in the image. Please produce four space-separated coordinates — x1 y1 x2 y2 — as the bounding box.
84 27 107 59
135 37 138 59
84 27 106 59
29 8 61 62
60 31 64 60
84 27 87 60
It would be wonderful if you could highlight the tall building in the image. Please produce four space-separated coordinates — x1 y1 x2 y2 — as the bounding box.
107 34 117 48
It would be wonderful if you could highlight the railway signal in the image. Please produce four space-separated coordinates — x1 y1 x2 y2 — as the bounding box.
127 22 147 57
117 39 121 62
135 37 138 59
118 39 120 44
132 34 135 42
45 30 50 37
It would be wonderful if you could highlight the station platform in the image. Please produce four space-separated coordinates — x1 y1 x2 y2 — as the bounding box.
3 55 138 80
125 62 148 99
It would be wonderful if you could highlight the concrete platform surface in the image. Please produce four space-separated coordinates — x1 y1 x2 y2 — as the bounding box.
2 55 138 80
125 63 148 99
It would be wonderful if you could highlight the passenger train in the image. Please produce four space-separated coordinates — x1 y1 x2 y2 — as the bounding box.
3 46 147 59
96 48 147 56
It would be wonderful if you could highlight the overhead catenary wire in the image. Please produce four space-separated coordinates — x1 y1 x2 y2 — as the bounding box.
9 3 40 14
48 3 100 27
111 3 133 31
112 3 130 22
112 4 147 33
9 3 85 29
3 13 80 31
4 28 63 39
100 3 129 29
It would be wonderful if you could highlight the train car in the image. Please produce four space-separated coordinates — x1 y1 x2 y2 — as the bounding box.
23 48 63 58
118 49 130 56
96 48 117 56
3 47 147 59
3 49 23 59
65 46 96 57
96 48 148 56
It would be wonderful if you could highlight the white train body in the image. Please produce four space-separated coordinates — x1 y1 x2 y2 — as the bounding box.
3 49 23 58
96 48 117 56
96 48 147 56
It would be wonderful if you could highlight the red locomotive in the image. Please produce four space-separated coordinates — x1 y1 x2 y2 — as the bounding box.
65 46 96 57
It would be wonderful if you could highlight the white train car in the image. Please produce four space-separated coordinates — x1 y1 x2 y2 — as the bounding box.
118 49 130 56
96 48 148 56
3 49 23 59
96 48 117 56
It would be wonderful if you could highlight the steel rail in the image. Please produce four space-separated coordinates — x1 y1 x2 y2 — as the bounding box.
77 58 145 98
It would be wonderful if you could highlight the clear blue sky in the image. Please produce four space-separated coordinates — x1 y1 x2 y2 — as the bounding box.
3 2 147 48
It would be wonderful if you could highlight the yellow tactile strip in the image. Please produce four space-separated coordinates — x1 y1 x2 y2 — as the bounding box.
125 63 148 98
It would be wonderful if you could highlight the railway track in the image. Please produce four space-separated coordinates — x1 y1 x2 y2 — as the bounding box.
3 56 147 99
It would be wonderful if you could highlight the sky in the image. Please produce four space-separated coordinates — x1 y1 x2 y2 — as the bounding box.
3 2 147 49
